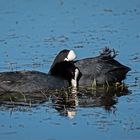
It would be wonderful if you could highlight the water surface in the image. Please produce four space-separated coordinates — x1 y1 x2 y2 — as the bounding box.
0 0 140 140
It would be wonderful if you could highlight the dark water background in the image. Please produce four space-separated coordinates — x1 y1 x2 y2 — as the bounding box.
0 0 140 140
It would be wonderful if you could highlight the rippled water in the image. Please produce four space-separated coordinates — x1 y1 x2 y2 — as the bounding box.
0 0 140 140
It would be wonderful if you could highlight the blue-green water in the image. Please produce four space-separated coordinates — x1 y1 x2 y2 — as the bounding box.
0 0 140 140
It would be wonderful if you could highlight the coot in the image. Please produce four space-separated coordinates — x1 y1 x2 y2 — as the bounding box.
0 50 79 93
74 47 131 87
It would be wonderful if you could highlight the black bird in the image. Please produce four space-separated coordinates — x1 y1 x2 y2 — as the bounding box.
74 47 131 87
0 50 79 93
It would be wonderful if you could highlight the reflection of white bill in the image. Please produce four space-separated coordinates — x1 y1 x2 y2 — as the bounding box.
67 87 79 119
72 87 79 106
68 111 76 119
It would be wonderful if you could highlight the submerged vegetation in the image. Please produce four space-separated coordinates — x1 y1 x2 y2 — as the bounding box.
0 84 131 115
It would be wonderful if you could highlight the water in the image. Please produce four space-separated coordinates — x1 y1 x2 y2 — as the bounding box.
0 0 140 139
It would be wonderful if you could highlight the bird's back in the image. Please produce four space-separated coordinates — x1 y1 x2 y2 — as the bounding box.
0 71 68 93
75 48 131 86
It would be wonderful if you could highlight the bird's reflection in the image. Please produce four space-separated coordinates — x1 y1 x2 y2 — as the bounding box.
0 85 131 118
51 87 78 119
50 85 131 118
